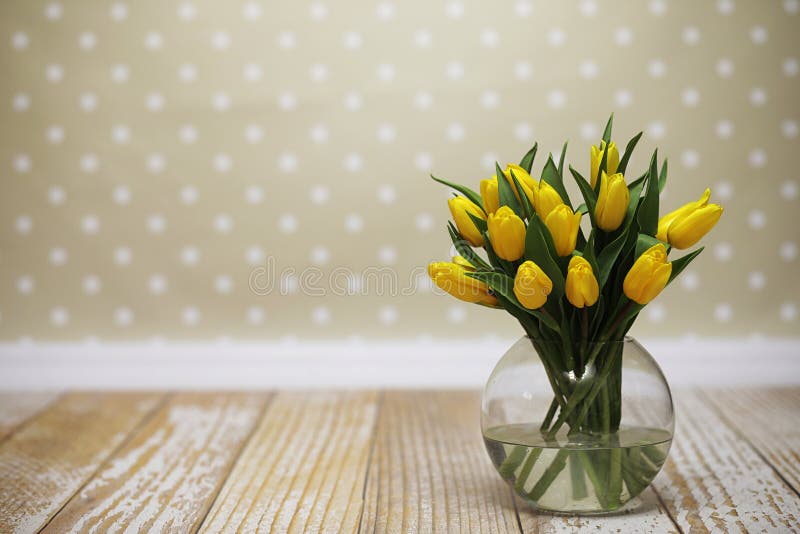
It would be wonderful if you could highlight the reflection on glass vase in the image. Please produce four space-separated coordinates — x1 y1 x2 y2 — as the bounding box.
482 336 674 514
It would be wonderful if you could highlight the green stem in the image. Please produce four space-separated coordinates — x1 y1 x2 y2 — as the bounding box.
570 452 588 500
526 449 569 502
498 445 528 478
514 448 543 493
540 397 559 432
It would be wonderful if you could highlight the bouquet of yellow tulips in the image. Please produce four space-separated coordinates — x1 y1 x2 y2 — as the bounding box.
428 115 723 441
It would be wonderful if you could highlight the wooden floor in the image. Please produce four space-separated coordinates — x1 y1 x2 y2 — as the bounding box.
0 388 798 533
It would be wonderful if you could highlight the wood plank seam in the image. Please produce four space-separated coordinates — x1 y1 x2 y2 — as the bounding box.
697 388 800 500
651 485 684 534
191 392 275 534
0 392 64 447
356 391 384 534
35 392 172 533
510 488 525 534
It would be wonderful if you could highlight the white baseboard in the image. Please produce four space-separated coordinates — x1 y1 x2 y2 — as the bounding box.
0 338 798 390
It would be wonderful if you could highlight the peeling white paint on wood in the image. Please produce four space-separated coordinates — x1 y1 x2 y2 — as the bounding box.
43 393 265 533
0 392 60 441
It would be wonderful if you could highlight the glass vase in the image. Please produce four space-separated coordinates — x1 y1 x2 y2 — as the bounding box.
481 336 674 514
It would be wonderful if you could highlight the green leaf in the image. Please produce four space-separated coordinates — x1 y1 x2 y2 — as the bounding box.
637 150 660 236
519 142 539 174
634 233 665 260
465 271 561 331
617 131 643 175
466 211 488 234
524 216 565 300
431 174 485 212
658 159 668 193
667 247 704 285
602 114 614 144
542 155 573 209
569 166 597 226
596 224 631 288
509 168 534 220
594 141 609 194
495 162 523 217
581 230 600 276
447 223 492 271
626 171 647 221
558 141 568 178
576 203 589 215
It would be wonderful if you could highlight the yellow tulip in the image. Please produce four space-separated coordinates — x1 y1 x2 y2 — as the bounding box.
480 178 500 214
480 164 537 214
623 244 672 305
531 180 564 220
448 196 486 247
488 206 526 261
451 255 475 270
565 256 600 308
514 261 553 309
544 205 582 257
428 261 499 306
656 188 724 249
590 140 620 188
595 171 630 232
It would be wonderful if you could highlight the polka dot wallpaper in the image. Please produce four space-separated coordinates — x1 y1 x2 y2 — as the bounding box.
0 0 798 341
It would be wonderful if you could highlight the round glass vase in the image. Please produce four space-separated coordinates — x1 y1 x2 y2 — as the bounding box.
481 336 674 514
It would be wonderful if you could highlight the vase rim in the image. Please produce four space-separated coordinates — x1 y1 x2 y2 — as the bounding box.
522 335 635 345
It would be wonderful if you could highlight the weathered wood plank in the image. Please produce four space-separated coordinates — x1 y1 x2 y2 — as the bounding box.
43 392 266 533
361 391 520 534
198 390 379 534
0 392 61 442
654 390 800 533
0 392 164 533
703 386 800 495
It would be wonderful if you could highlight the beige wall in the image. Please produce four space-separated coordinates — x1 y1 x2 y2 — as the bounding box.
1 0 798 341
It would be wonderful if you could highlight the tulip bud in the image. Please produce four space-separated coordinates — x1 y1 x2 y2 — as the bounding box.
544 204 582 257
480 178 500 214
565 256 600 308
595 171 630 232
590 140 620 188
623 244 672 305
480 164 537 214
448 196 486 247
656 188 723 249
428 261 499 306
514 261 553 310
531 180 564 220
452 255 476 271
488 206 526 261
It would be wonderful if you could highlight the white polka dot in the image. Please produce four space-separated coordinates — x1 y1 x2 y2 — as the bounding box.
148 274 168 295
750 25 768 44
242 1 261 20
717 0 734 14
278 152 298 172
110 64 130 84
614 89 633 108
413 91 434 110
45 2 63 20
379 305 398 325
244 185 263 205
215 275 233 294
11 31 29 50
413 29 431 48
181 246 200 265
376 63 395 82
13 153 32 173
415 213 434 232
309 123 329 143
748 149 767 168
748 209 766 229
515 122 533 142
245 245 265 266
49 186 66 205
12 92 30 112
182 307 200 326
646 303 666 323
343 31 363 49
144 32 164 50
47 125 65 144
16 275 34 295
680 271 700 291
276 30 296 49
783 58 799 77
344 213 364 233
178 63 197 82
378 246 397 265
780 302 797 322
45 64 64 83
377 123 397 143
146 214 166 234
547 90 567 109
146 153 165 173
780 241 797 261
281 273 298 294
514 61 533 80
445 1 464 18
748 271 766 290
786 0 800 13
481 90 500 109
178 185 198 205
716 58 734 78
713 242 733 262
448 305 467 323
681 149 700 168
113 185 131 205
50 307 69 327
343 152 364 172
579 60 599 79
344 91 363 111
781 180 798 200
114 246 132 265
515 0 533 16
749 87 767 107
414 152 433 171
243 124 263 144
212 92 231 111
310 246 330 265
647 121 666 140
714 303 733 323
446 122 465 142
83 275 101 294
614 27 633 46
213 213 234 234
50 247 68 266
81 215 100 235
378 185 396 204
682 26 701 45
243 62 263 82
309 185 330 204
278 214 298 233
546 28 566 47
213 153 233 173
79 32 97 50
312 306 331 325
715 181 734 201
716 120 734 139
177 2 197 21
682 88 700 107
479 28 499 48
781 119 798 138
309 63 328 83
649 0 667 15
376 1 397 20
80 153 99 173
110 2 128 21
114 307 134 326
481 152 498 171
15 215 32 234
309 1 328 19
580 122 599 141
247 306 265 325
445 61 464 80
